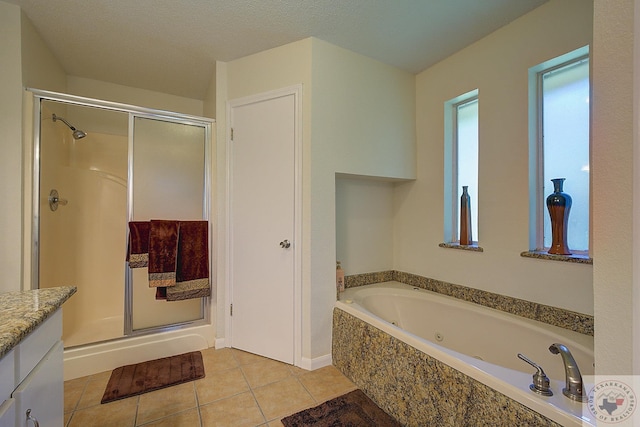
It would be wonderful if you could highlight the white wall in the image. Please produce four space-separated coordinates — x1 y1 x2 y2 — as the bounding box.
635 0 640 377
394 0 594 314
0 4 68 293
593 0 635 374
311 39 416 180
20 12 66 93
19 10 69 292
203 61 225 344
202 65 216 119
0 2 24 292
66 76 204 116
309 39 415 359
212 61 226 346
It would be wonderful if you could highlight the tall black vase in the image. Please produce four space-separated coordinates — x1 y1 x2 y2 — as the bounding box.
546 178 572 255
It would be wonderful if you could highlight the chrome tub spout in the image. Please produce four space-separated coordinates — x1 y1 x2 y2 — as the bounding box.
549 343 587 402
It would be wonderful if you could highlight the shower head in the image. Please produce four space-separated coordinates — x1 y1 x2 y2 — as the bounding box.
52 113 87 139
72 129 87 140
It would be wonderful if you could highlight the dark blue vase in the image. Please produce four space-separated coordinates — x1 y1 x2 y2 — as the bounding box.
546 178 572 255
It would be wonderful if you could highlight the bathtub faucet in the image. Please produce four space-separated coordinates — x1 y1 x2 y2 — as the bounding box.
549 343 587 402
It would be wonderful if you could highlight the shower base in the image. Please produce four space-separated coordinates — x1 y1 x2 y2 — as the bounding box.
63 323 215 380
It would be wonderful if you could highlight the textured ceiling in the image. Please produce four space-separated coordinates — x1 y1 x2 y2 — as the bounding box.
8 0 547 100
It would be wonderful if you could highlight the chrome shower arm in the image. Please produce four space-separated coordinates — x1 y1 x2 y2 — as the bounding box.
52 113 87 139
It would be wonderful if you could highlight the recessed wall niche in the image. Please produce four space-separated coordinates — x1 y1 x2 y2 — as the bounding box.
335 174 397 276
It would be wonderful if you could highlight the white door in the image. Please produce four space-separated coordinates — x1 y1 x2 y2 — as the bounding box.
229 91 297 364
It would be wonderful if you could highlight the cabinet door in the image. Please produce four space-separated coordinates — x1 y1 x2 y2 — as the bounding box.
13 341 63 427
0 399 15 427
0 349 15 410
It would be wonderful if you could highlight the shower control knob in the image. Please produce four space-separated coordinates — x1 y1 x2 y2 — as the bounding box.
48 189 68 211
279 240 291 249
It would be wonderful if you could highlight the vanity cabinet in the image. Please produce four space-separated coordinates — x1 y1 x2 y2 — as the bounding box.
0 399 16 427
0 309 64 427
0 286 74 427
0 349 15 427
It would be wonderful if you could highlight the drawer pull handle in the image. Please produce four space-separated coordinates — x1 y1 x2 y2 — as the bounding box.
26 409 40 427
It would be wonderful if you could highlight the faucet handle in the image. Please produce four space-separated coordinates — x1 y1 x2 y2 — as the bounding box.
518 353 553 396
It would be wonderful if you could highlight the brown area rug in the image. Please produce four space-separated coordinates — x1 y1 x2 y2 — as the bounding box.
101 351 205 404
281 389 400 426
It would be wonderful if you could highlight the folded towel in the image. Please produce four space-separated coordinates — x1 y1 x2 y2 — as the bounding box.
127 221 150 268
167 221 211 301
155 287 167 300
148 220 179 288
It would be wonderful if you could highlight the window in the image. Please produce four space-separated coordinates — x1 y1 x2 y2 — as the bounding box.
529 47 589 253
444 90 479 244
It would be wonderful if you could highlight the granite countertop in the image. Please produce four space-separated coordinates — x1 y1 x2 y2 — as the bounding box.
0 286 76 359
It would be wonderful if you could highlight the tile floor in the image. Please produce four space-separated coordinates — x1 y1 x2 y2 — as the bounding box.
63 347 357 426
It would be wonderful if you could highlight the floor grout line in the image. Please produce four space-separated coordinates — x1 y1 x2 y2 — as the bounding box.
193 380 204 427
237 360 269 425
132 396 140 427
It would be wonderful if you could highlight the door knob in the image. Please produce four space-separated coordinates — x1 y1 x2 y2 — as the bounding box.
279 240 291 249
26 409 40 427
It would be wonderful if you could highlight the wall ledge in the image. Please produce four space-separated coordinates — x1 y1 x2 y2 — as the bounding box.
520 250 592 264
438 242 484 252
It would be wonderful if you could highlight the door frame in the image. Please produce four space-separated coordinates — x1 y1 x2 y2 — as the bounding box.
225 84 303 366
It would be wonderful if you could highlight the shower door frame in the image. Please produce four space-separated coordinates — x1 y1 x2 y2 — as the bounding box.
28 88 214 340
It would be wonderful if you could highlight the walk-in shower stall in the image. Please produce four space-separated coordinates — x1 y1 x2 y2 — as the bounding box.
28 90 214 378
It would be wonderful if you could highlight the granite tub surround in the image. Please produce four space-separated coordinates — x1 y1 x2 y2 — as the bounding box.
344 270 593 336
344 270 394 289
0 286 76 358
332 308 562 427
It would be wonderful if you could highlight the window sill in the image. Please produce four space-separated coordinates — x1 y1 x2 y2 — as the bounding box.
520 250 592 264
439 242 484 252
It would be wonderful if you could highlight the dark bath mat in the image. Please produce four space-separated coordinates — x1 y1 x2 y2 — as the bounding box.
281 389 401 427
101 351 205 403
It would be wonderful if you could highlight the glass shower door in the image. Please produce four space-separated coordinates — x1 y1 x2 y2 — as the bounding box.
128 116 208 332
38 100 129 347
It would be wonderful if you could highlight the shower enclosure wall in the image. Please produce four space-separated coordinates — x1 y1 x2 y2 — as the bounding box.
30 90 214 377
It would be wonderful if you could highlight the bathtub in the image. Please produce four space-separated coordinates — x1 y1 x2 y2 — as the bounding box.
333 282 595 427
